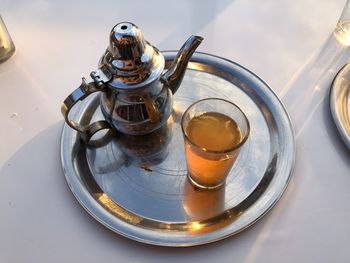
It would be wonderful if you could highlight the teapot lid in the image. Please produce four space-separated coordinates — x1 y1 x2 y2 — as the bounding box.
98 22 165 89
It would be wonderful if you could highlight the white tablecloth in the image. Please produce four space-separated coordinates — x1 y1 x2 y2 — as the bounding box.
1 0 350 262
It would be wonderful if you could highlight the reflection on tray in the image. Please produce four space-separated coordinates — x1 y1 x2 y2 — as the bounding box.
118 115 174 168
183 180 225 221
87 114 174 172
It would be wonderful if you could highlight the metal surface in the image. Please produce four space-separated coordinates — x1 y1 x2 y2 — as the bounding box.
161 35 204 94
0 16 15 63
99 22 165 88
330 63 350 150
61 52 295 247
61 22 203 137
61 76 111 142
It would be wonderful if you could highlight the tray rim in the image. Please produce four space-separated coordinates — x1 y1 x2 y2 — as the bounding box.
330 62 350 150
60 51 296 246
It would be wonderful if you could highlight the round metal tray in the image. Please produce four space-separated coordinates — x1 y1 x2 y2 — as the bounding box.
60 52 295 246
330 62 350 150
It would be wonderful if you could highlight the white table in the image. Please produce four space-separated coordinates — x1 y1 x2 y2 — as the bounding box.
1 0 350 262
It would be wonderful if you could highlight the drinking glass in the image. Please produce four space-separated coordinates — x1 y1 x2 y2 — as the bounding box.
335 0 350 45
181 98 250 189
0 16 15 63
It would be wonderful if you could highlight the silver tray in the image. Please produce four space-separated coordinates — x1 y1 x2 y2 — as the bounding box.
61 52 295 246
330 62 350 150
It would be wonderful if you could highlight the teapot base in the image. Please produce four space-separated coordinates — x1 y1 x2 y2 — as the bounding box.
100 91 173 136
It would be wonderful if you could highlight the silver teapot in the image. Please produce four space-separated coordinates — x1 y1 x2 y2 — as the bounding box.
62 22 203 141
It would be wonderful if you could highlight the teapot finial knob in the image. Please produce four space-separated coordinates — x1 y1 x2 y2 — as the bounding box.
109 22 146 60
99 22 164 87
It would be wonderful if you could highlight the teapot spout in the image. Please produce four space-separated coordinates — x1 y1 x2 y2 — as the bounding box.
162 35 203 94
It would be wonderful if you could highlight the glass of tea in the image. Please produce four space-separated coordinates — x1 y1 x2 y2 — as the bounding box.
181 98 250 189
334 0 350 45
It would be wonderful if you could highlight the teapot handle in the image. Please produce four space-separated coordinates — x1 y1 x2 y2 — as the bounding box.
61 77 111 142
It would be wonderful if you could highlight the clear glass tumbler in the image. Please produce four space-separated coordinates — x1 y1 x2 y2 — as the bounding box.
181 98 250 189
0 16 15 63
334 0 350 45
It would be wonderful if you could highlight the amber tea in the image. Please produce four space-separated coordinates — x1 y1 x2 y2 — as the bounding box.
184 112 242 187
181 99 249 189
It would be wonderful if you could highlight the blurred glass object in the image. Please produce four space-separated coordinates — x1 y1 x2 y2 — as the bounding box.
0 16 15 63
335 0 350 45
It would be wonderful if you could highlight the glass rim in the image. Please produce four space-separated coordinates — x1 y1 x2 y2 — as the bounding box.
181 98 250 154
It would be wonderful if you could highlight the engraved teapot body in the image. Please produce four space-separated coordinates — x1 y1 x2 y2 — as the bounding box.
62 22 203 140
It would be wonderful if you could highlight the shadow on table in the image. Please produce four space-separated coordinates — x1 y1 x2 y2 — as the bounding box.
280 33 350 138
280 32 350 164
